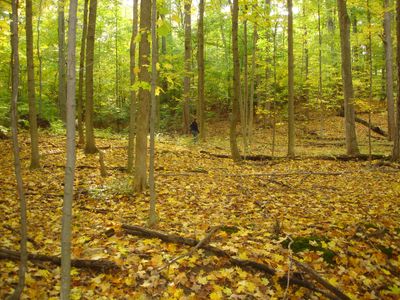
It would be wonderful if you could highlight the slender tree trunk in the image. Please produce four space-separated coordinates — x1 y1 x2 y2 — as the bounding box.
318 0 324 135
115 0 119 107
393 0 400 160
85 0 98 154
134 0 151 192
367 0 372 162
249 25 257 149
287 0 295 157
60 0 78 298
77 0 89 146
303 1 309 119
230 0 241 162
58 0 66 122
26 0 40 169
384 0 395 141
264 0 271 127
242 7 249 156
337 0 359 156
272 22 278 158
9 1 28 298
36 0 43 116
183 0 191 134
149 0 159 226
197 0 205 141
127 0 138 173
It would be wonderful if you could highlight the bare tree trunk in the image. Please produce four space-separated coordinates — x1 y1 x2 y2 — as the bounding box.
302 1 309 119
384 0 395 141
36 0 43 116
249 24 257 149
183 0 191 134
242 7 249 156
287 0 295 157
58 0 66 122
26 0 40 169
318 0 324 136
127 0 139 173
60 0 78 298
85 0 98 154
149 0 159 226
230 0 242 162
367 0 372 162
77 0 89 146
197 0 205 141
9 1 28 298
134 0 151 192
337 0 359 156
115 0 120 107
393 0 400 160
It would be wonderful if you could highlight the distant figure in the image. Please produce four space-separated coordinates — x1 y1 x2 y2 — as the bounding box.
190 119 199 142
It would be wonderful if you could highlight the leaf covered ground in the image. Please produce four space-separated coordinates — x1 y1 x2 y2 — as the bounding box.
1 115 400 299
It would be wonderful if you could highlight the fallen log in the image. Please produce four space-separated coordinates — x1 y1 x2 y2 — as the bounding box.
122 224 349 300
337 111 388 137
0 248 119 272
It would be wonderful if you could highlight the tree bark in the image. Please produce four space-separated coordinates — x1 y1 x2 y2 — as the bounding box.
242 7 249 155
58 0 66 122
36 0 43 116
230 0 242 162
183 0 191 134
77 0 89 146
393 0 400 160
9 1 28 298
384 0 395 141
26 0 40 169
197 0 205 141
85 0 98 154
287 0 295 157
127 0 139 173
149 0 159 226
337 0 359 156
60 0 78 297
249 24 257 148
134 0 151 192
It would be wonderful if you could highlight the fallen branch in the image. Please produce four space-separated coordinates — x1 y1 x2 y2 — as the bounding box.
337 111 388 137
0 248 119 272
122 224 348 300
158 226 221 271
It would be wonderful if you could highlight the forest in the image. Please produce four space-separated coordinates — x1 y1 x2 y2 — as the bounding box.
1 0 400 299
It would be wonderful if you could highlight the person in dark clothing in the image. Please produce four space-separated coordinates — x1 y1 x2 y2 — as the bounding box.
189 119 199 142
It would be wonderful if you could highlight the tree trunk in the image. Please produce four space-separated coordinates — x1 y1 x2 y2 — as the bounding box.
367 0 372 162
60 0 78 298
36 0 43 116
393 0 400 160
242 7 249 156
337 0 359 156
58 0 66 122
127 0 139 173
287 0 295 157
318 0 324 135
149 0 159 226
230 0 242 162
26 0 40 169
384 0 395 141
85 0 98 154
134 0 151 192
77 0 89 146
303 1 309 119
197 0 205 141
115 0 120 107
183 0 191 134
249 25 257 149
9 1 28 298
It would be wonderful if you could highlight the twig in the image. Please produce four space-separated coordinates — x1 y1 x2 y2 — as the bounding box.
157 226 221 271
292 259 351 300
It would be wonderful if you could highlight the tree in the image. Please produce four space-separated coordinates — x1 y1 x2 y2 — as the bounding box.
183 0 191 134
134 0 151 192
393 0 400 160
127 0 139 173
337 0 359 156
60 0 78 297
149 0 159 226
85 0 98 154
230 0 241 162
58 0 66 122
287 0 295 157
26 0 40 169
384 0 395 141
77 0 89 146
197 0 205 141
9 0 28 298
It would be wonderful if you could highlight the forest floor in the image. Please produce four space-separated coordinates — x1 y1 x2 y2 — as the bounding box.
1 113 400 299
